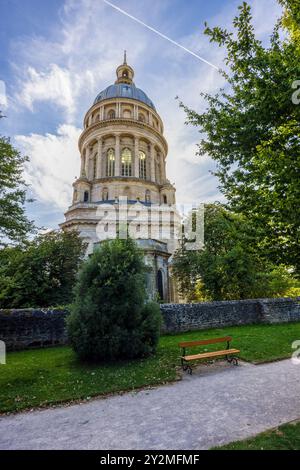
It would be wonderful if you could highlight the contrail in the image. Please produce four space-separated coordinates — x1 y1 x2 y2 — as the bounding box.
103 0 220 71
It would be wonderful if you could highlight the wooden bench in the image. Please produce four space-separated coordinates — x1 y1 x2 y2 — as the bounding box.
179 336 240 374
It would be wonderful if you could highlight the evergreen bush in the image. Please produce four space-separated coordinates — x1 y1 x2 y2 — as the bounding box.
67 238 162 361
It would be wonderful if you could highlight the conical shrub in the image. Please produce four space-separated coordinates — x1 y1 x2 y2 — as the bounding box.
67 238 161 361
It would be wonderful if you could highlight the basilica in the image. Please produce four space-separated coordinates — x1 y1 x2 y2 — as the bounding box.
60 54 181 302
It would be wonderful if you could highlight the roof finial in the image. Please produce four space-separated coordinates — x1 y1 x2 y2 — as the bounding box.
115 51 134 84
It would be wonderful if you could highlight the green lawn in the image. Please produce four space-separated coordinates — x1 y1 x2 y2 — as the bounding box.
0 322 300 414
214 421 300 450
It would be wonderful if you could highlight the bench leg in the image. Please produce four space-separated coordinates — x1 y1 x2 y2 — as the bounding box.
226 356 239 366
181 358 193 375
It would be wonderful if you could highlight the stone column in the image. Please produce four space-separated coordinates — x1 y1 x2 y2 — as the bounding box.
134 105 138 120
134 137 139 177
115 134 121 176
80 152 85 177
116 102 121 118
85 146 90 179
96 138 102 178
150 143 156 182
160 152 166 182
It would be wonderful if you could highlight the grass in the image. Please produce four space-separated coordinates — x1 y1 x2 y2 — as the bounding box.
0 322 300 414
214 421 300 450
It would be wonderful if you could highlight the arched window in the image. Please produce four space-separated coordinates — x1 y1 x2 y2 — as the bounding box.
139 151 146 179
145 189 151 203
138 113 145 123
121 148 132 176
108 110 115 120
102 188 109 201
157 270 164 301
84 190 89 202
106 148 115 176
104 223 108 232
163 194 167 204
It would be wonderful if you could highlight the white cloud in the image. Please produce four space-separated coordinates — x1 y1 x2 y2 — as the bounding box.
13 0 148 121
18 65 76 119
16 124 81 211
9 0 283 227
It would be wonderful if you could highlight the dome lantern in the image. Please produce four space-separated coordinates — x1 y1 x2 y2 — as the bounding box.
115 51 134 85
93 52 156 110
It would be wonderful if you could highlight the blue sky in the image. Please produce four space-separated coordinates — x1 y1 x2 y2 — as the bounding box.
0 0 282 230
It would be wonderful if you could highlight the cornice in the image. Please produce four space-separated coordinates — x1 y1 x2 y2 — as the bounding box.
91 176 161 187
73 176 170 190
59 219 98 228
78 118 168 154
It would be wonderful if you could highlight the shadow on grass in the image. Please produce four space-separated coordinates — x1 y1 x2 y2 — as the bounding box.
1 321 300 414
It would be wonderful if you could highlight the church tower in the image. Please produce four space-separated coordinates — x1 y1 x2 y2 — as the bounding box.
60 55 180 302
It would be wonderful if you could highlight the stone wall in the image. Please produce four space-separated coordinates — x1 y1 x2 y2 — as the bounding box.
1 298 300 351
160 297 300 333
0 309 68 351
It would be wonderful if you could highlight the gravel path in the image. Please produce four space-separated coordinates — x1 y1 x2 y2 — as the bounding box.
0 358 299 450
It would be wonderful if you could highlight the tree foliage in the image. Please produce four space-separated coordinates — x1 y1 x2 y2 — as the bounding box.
0 230 86 308
0 115 34 245
67 238 162 362
180 1 300 274
172 205 299 301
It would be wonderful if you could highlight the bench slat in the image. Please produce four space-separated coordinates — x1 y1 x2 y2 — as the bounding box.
182 348 240 361
179 336 232 348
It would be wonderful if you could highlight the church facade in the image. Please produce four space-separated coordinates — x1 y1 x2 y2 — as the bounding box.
60 55 181 302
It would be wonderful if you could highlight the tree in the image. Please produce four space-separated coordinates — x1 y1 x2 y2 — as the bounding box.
0 230 86 308
67 238 161 361
179 1 300 275
0 115 34 245
172 204 298 301
280 0 300 50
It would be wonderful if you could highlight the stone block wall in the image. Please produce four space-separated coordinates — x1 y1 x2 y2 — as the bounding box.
1 298 300 351
160 297 300 333
0 309 69 351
